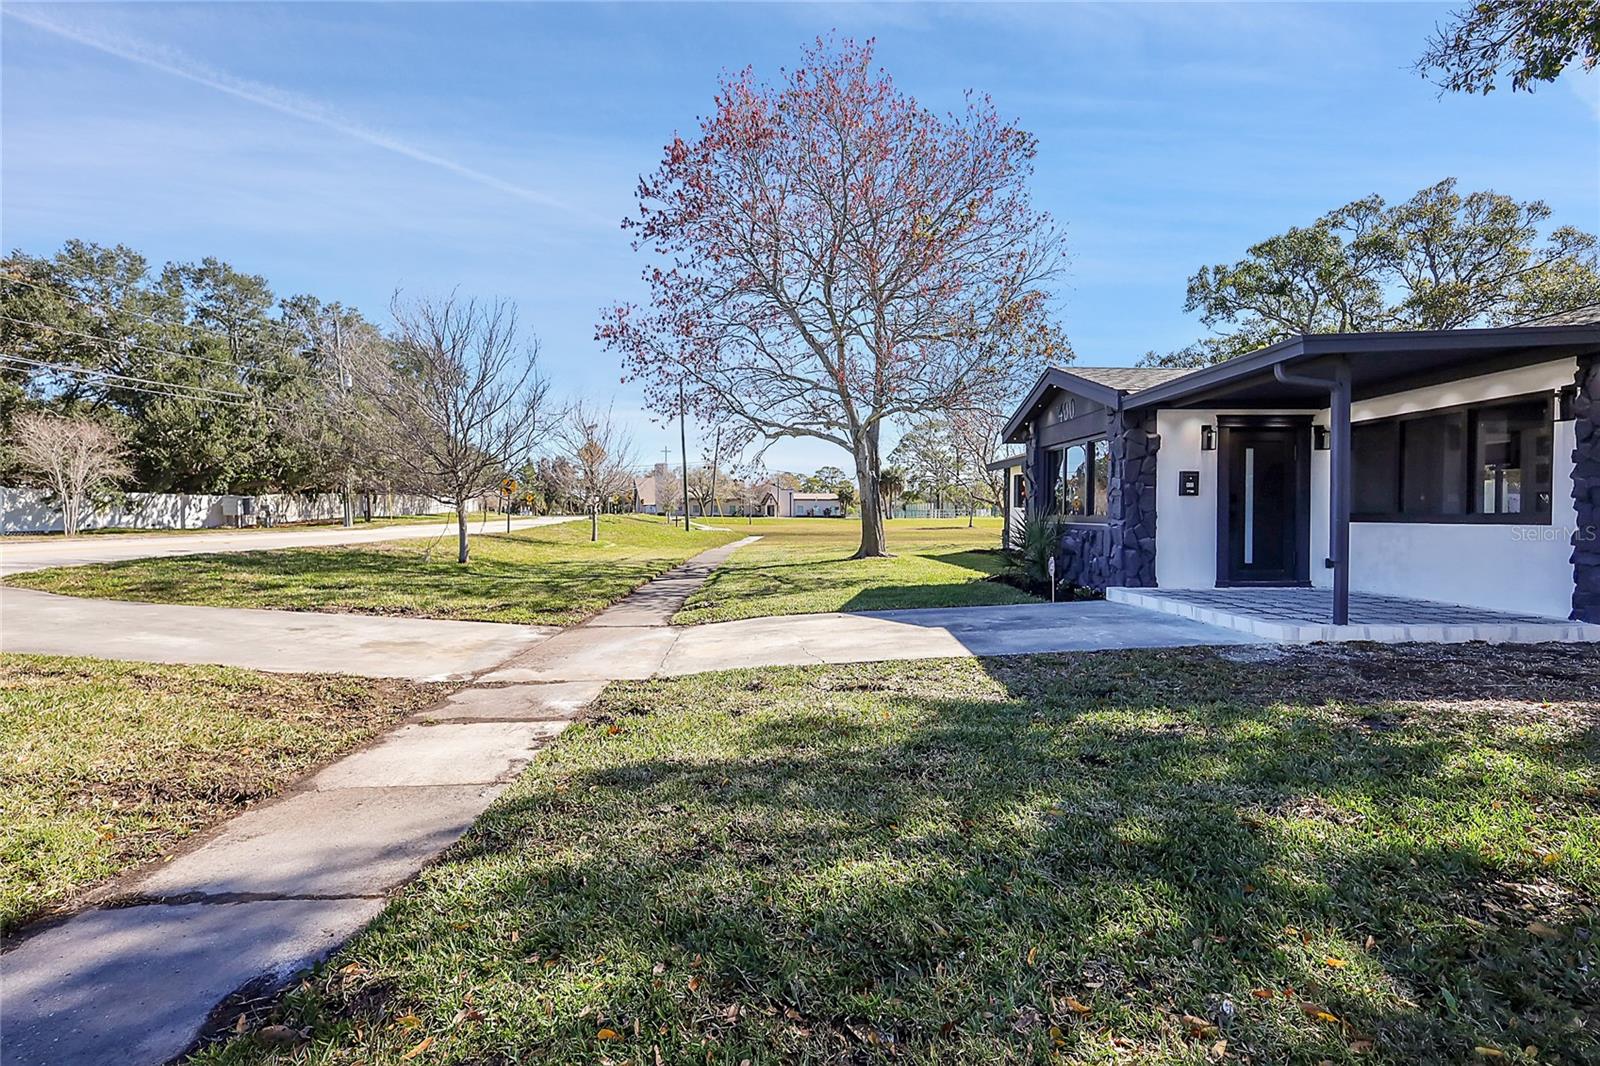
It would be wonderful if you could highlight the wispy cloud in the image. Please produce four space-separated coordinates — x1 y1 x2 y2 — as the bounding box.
2 4 575 213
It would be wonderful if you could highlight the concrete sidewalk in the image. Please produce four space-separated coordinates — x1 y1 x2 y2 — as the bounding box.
0 515 578 576
0 586 559 681
3 533 1261 1065
0 539 750 1066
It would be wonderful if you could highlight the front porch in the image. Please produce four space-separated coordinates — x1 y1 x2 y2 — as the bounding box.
1108 586 1600 644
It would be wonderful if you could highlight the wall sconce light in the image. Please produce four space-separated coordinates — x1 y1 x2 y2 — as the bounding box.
1313 426 1330 450
1557 385 1577 422
1200 425 1216 451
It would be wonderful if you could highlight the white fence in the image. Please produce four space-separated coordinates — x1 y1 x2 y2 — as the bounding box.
1 486 452 535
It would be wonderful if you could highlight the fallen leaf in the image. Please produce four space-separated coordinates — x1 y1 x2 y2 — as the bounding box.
1324 956 1348 968
339 962 368 976
598 1028 621 1041
1180 1014 1218 1037
1299 1003 1341 1026
688 975 701 992
1250 988 1275 1000
1349 1037 1375 1053
607 725 621 735
1027 946 1039 967
399 1036 434 1060
1064 996 1092 1015
395 1012 422 1030
1473 1048 1506 1059
254 1025 305 1048
1210 1038 1228 1058
1526 921 1561 940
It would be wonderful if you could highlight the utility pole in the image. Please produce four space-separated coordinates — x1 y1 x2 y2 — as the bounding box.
335 314 353 528
679 380 691 531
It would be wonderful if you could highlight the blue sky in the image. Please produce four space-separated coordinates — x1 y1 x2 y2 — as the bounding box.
4 2 1598 472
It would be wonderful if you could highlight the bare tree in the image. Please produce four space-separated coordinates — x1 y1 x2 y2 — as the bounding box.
600 37 1067 559
654 464 683 523
352 294 552 564
949 405 1018 526
685 465 718 518
10 412 129 537
558 400 637 542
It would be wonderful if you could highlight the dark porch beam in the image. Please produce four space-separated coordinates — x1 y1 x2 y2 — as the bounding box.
1274 359 1352 625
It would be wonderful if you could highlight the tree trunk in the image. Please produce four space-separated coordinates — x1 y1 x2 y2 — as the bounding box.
852 428 889 558
456 502 470 564
591 505 599 542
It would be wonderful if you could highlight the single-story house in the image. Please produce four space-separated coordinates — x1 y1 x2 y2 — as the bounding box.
751 485 844 517
1000 312 1600 630
792 491 843 517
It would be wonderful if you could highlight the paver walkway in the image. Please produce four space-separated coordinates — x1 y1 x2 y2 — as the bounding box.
0 514 578 576
0 539 750 1066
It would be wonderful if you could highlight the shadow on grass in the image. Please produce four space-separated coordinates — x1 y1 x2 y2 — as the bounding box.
205 644 1600 1065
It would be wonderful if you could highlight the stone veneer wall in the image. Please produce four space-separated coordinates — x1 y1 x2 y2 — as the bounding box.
1572 352 1600 623
1053 408 1161 592
1106 408 1160 587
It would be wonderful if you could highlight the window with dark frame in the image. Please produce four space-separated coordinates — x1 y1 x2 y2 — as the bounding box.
1350 394 1553 523
1048 437 1109 519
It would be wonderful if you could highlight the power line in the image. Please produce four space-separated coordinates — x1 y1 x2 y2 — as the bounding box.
0 271 311 349
0 353 262 406
0 314 317 382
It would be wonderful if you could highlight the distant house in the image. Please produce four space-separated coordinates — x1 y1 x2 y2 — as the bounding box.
749 484 843 517
632 462 671 515
792 491 843 517
999 311 1600 625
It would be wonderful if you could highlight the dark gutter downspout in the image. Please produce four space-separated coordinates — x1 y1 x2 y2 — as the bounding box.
1274 359 1352 625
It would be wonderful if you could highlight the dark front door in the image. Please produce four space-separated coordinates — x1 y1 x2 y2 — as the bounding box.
1219 424 1309 585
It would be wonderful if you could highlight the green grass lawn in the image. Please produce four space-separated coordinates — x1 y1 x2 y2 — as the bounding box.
191 644 1599 1065
0 653 449 933
674 516 1033 624
8 516 740 626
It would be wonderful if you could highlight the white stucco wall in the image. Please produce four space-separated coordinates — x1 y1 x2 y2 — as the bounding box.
1153 358 1579 618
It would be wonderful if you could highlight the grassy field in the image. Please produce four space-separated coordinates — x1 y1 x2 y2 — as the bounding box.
0 653 448 933
8 516 740 626
192 643 1599 1065
674 516 1033 624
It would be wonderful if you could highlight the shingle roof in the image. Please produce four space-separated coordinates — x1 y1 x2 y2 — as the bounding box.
1055 366 1196 393
1517 304 1600 327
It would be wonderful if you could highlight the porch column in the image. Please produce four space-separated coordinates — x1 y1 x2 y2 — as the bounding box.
1329 360 1352 626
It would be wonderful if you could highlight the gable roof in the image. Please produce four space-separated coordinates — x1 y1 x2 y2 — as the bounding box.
1517 303 1600 327
1063 366 1194 393
1001 365 1197 443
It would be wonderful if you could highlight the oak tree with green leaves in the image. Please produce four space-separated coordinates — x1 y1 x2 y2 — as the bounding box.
1144 179 1600 368
1417 0 1600 94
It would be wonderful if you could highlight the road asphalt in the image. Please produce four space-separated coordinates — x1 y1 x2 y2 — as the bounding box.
0 514 578 576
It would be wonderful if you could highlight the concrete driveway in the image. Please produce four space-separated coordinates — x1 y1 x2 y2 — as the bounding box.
0 515 578 576
484 599 1259 682
0 586 557 681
